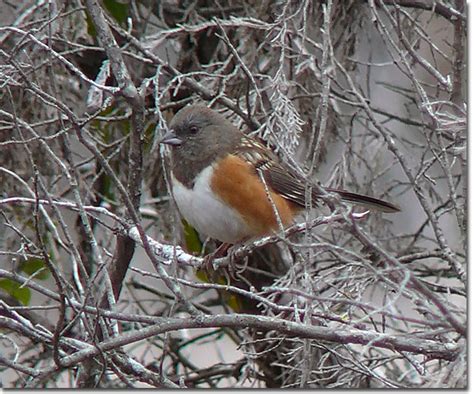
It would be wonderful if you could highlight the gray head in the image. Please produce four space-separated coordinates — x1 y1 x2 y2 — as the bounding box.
160 104 242 186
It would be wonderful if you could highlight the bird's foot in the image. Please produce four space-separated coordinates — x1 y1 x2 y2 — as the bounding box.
200 242 232 279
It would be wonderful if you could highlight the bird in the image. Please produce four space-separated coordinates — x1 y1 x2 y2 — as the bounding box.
160 104 400 245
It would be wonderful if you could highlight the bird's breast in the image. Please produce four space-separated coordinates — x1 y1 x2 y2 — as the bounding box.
171 155 297 244
171 165 252 243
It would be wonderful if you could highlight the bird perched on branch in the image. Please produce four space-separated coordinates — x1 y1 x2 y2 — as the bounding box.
160 104 399 245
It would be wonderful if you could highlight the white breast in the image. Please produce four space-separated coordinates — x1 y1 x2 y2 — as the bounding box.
171 166 251 243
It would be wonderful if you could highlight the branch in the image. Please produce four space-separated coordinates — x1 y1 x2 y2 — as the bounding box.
23 313 460 386
84 0 145 306
373 0 466 21
126 211 368 269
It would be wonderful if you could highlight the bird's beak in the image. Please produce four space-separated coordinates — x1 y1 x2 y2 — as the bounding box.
159 129 182 146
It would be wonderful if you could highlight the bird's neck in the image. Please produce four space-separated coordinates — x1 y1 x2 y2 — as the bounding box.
171 148 214 188
171 131 242 188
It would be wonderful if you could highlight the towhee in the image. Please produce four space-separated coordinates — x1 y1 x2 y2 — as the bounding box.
160 104 400 244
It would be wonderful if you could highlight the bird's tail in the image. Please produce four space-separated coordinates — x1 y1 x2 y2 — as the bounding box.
325 188 400 213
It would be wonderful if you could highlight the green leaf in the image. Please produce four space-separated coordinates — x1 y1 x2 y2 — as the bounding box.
103 0 129 26
19 258 50 280
101 173 116 202
182 219 202 254
85 11 97 38
85 1 129 37
0 279 31 305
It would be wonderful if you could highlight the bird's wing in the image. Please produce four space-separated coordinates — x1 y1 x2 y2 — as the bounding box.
233 136 309 208
234 135 400 213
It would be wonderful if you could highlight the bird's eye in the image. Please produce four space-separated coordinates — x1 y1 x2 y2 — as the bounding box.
189 125 199 134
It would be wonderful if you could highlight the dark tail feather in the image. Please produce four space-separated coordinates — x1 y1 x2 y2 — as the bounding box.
325 188 401 213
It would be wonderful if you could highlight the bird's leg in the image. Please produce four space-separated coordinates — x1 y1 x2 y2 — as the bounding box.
225 237 253 280
213 242 233 258
201 242 232 277
201 238 250 280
